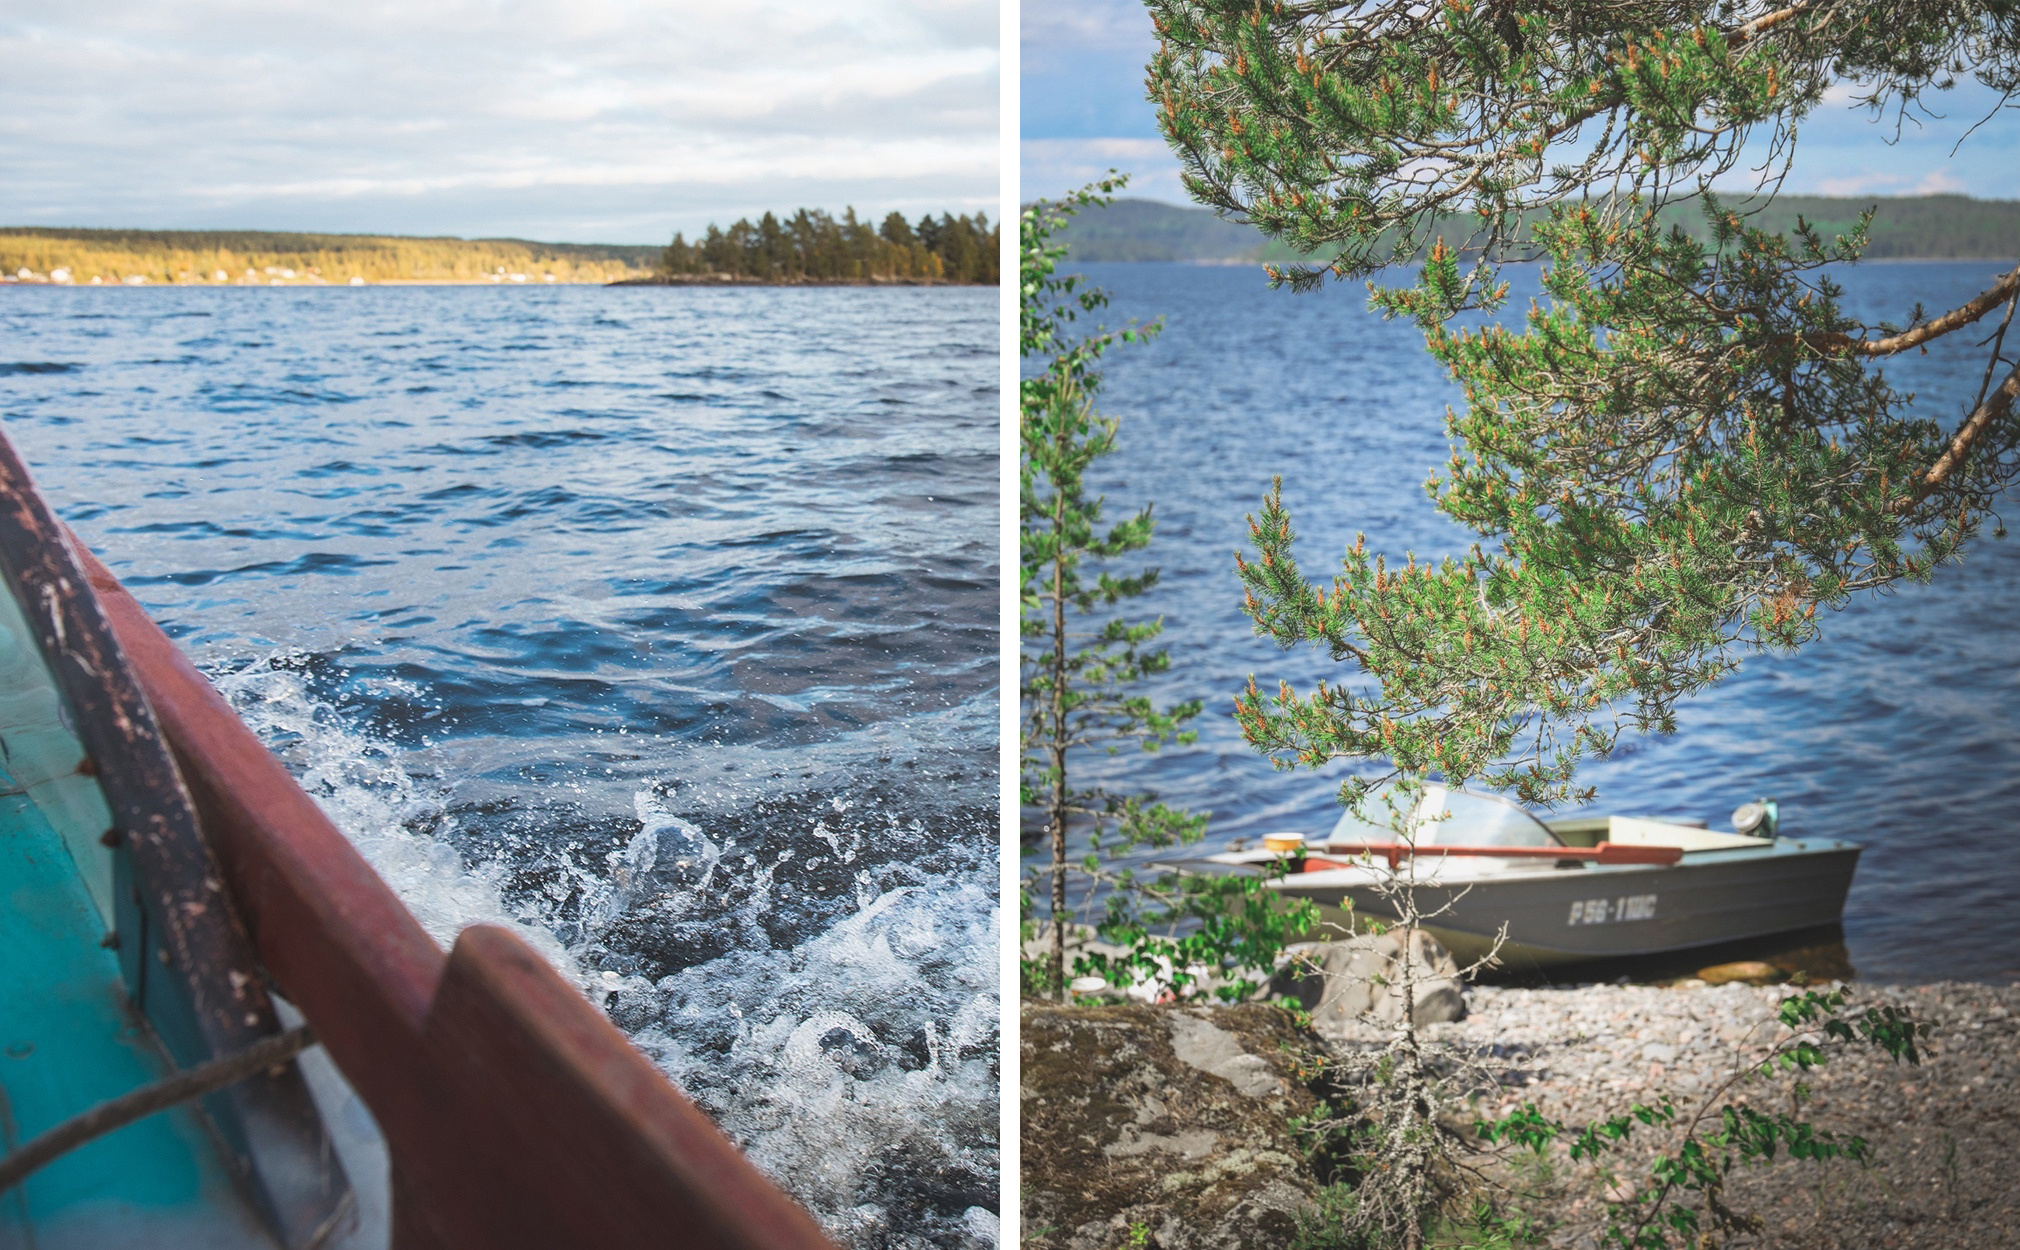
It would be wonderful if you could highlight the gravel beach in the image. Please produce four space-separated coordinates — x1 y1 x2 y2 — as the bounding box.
1410 979 2020 1248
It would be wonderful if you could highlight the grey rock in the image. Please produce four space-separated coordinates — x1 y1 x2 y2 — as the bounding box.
1103 1127 1221 1160
1022 1002 1325 1250
1273 930 1468 1037
1168 1012 1287 1099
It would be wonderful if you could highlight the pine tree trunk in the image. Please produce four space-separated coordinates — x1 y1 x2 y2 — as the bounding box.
1048 483 1070 1001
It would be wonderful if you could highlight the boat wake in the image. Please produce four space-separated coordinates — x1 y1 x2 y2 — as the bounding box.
209 651 1000 1250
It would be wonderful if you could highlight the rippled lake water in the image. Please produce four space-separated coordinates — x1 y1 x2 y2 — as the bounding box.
0 283 999 1249
1044 259 2020 986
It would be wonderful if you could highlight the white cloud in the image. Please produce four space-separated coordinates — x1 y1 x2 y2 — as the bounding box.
0 0 999 240
1021 137 1189 204
1020 0 1150 54
1811 167 1972 197
1915 168 1971 195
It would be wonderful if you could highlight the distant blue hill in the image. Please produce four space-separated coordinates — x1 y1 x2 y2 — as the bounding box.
1056 195 2020 263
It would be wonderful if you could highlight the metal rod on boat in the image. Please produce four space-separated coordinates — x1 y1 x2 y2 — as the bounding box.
0 1026 317 1195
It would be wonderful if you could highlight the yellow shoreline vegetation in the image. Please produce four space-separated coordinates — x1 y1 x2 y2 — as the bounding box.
0 228 660 286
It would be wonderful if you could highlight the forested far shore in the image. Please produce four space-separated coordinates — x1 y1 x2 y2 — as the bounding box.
1054 193 2020 264
653 208 998 284
0 228 659 286
1 210 1001 288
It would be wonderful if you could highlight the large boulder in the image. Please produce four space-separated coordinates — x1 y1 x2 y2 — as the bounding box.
1021 1002 1329 1250
1273 931 1467 1038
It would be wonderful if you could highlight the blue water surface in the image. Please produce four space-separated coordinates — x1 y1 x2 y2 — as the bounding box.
0 282 999 1250
1046 259 2020 985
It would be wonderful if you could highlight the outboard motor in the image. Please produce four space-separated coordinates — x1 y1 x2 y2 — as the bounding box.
1731 797 1780 839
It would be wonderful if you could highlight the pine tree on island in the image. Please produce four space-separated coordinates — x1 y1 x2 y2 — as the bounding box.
657 207 999 284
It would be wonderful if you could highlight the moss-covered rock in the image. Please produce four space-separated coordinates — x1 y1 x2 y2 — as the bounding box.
1020 1001 1331 1250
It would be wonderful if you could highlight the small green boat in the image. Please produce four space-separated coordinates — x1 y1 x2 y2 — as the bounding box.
1201 784 1860 969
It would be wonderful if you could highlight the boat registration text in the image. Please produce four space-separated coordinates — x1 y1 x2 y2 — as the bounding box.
1567 894 1657 925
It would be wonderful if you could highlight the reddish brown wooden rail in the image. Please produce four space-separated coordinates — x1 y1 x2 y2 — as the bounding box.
72 535 837 1250
1303 842 1685 871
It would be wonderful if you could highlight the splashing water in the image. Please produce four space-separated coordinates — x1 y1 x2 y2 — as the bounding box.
213 652 998 1250
0 282 1001 1244
615 879 999 1249
212 652 581 975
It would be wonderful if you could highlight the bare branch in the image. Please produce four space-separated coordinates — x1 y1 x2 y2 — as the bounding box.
1730 3 1817 46
1898 355 2020 509
1833 262 2020 357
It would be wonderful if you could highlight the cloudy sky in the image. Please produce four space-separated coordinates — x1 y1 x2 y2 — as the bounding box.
0 0 997 243
1023 0 2020 205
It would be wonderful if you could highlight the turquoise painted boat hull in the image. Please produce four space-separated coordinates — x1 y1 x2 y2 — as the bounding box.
2 783 280 1247
0 438 350 1248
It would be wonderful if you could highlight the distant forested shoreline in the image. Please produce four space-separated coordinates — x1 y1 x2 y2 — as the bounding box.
1 209 1001 288
0 228 657 285
641 208 998 285
1053 194 2020 265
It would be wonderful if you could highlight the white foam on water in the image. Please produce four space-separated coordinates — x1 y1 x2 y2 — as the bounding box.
209 652 579 974
590 784 1000 1250
613 871 999 1249
208 652 1000 1250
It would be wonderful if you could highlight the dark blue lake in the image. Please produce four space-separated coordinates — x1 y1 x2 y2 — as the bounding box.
0 283 999 1250
1046 259 2020 986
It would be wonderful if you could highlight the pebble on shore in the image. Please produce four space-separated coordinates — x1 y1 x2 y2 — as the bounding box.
1021 972 2018 1249
1421 979 2020 1250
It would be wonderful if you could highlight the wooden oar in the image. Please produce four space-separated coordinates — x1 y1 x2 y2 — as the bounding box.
1304 841 1684 870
